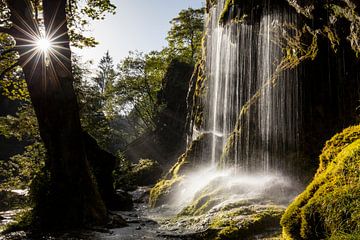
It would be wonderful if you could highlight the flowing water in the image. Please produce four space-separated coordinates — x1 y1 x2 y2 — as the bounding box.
203 0 300 174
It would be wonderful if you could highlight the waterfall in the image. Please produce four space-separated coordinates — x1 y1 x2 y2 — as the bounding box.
202 0 300 174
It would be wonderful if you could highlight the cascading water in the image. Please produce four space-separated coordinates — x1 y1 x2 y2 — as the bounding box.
204 0 300 174
152 0 303 226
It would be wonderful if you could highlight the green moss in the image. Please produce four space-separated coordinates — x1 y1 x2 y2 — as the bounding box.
180 194 221 216
211 206 284 240
215 225 241 240
219 0 237 24
329 230 360 240
281 125 360 239
130 159 163 186
319 125 360 173
149 176 182 208
192 60 207 129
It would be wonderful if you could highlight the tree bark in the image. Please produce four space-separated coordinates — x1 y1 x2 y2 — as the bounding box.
6 0 107 228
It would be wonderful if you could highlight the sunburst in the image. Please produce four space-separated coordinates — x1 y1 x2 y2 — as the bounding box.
36 37 52 53
7 0 72 89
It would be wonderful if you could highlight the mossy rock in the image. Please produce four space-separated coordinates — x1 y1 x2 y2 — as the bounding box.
149 134 212 207
210 205 284 240
131 159 163 186
318 124 360 173
178 177 228 216
149 177 183 208
281 125 360 239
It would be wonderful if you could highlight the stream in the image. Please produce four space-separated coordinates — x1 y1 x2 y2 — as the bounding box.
0 187 195 240
0 178 290 240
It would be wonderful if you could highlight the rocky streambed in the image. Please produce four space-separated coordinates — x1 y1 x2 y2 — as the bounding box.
0 183 295 240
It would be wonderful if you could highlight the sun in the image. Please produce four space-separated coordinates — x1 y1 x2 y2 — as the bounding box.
36 37 52 53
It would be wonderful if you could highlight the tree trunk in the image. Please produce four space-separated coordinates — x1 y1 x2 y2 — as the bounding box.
6 0 107 228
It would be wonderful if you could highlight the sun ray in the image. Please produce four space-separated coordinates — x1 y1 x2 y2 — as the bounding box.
47 20 67 40
47 49 72 74
11 12 41 40
21 50 39 67
28 52 43 80
9 0 75 91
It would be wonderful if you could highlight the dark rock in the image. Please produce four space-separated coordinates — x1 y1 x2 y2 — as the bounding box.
83 132 133 211
107 213 127 228
111 190 133 211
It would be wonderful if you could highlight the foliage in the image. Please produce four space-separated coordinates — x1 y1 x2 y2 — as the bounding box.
66 0 116 48
0 103 45 189
166 7 205 64
0 103 39 140
73 54 128 153
281 125 360 239
319 125 360 173
74 7 205 148
0 33 29 101
114 50 166 134
0 142 46 189
113 152 134 191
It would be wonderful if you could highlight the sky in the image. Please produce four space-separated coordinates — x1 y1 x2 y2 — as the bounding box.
74 0 204 65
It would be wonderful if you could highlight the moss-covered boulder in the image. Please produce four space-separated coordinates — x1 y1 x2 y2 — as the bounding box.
161 198 285 240
131 159 163 186
211 205 284 240
281 124 360 239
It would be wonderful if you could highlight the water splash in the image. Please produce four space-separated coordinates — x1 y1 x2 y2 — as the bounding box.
169 166 297 211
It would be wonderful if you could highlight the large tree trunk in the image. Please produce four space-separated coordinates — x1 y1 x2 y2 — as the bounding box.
6 0 107 228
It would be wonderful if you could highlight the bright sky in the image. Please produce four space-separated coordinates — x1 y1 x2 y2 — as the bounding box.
74 0 204 65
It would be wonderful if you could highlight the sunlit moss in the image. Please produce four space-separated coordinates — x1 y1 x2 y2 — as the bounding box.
318 125 360 173
281 125 360 239
130 159 162 186
149 177 183 208
211 206 284 240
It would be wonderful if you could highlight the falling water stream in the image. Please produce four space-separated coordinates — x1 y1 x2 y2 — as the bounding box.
205 0 300 173
152 1 304 232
